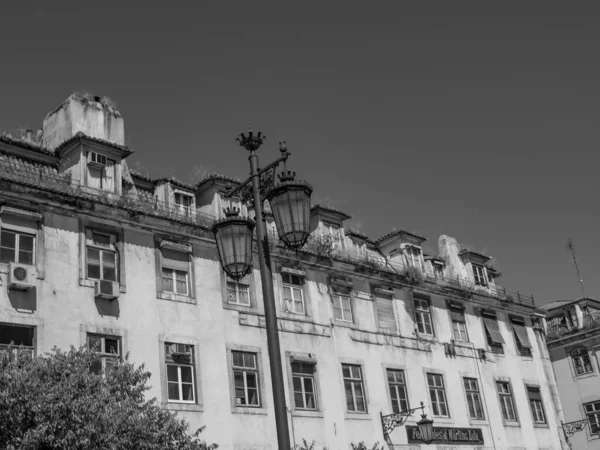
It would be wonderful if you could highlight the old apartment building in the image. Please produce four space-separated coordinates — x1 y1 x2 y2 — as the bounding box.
0 93 567 449
542 298 600 449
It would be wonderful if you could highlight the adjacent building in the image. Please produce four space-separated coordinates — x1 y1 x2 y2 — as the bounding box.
0 93 568 449
542 298 600 449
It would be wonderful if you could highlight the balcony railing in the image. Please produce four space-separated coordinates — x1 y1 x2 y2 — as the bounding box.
267 231 535 307
546 314 600 341
0 156 216 228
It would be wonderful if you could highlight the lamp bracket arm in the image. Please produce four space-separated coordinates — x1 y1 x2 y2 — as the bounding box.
225 152 290 207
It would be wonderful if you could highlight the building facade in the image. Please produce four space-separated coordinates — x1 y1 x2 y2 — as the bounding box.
0 93 567 450
542 298 600 449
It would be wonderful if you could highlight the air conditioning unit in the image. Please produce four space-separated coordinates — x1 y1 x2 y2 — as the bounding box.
8 263 35 290
88 152 107 169
95 280 120 300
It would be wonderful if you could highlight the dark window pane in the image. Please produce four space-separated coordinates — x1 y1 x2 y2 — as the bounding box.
180 366 193 383
18 250 33 265
181 383 194 401
168 382 180 400
232 351 244 367
0 248 15 263
105 339 119 355
90 358 102 375
167 365 178 382
88 335 101 351
1 231 16 248
294 392 304 408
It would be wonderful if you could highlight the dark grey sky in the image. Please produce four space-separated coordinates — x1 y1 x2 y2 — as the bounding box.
1 2 599 305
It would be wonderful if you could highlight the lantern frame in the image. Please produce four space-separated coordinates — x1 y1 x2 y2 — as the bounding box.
212 207 256 281
416 413 434 444
266 172 313 251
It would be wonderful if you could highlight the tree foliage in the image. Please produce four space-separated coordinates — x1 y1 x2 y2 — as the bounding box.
0 345 217 450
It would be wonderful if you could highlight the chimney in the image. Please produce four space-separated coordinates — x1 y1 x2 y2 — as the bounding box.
42 93 124 151
437 234 467 280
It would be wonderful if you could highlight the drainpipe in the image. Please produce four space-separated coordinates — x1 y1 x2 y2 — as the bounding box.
474 353 498 450
535 330 569 450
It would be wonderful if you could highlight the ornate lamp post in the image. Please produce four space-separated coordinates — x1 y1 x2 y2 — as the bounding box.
381 402 434 448
212 131 312 450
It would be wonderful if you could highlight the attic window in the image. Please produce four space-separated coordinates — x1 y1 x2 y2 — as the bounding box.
88 152 107 167
404 245 423 270
86 152 115 192
175 192 194 217
322 222 341 239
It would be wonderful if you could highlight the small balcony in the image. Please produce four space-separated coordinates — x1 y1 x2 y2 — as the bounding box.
546 314 600 341
0 155 216 229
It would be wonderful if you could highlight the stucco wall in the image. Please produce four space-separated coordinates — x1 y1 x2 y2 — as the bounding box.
0 208 566 450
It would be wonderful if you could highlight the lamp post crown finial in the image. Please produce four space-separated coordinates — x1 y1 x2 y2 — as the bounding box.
237 130 266 151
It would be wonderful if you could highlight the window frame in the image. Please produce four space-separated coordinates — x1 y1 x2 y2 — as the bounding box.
373 289 397 332
291 361 318 411
449 305 469 342
165 342 196 404
0 322 36 359
570 346 594 377
155 238 195 304
342 362 368 415
426 372 450 418
286 352 323 418
585 400 600 437
481 311 504 355
386 367 409 414
174 191 195 218
463 377 485 421
404 245 423 270
158 335 203 412
525 385 547 426
87 333 121 377
0 206 45 279
472 263 488 286
510 316 533 358
495 379 519 425
85 230 118 282
79 221 126 292
413 293 434 336
331 283 354 324
227 279 251 306
0 229 36 265
221 270 257 312
86 152 116 193
281 271 307 315
226 344 267 415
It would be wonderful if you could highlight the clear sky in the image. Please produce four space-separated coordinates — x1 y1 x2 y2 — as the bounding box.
1 2 598 305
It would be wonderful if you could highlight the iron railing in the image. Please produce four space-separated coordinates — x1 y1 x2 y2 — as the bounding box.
546 314 600 341
267 230 535 306
0 155 216 228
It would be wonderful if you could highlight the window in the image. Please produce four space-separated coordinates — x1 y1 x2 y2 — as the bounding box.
227 280 250 306
463 378 485 420
0 323 35 358
160 248 190 296
332 286 353 322
405 246 423 269
165 343 195 403
414 294 434 336
450 307 469 342
86 231 117 282
511 317 532 357
292 361 317 410
0 230 35 265
343 364 366 413
427 373 449 417
87 152 115 192
175 192 194 217
232 351 260 407
472 264 487 286
571 347 593 376
496 381 517 422
482 312 504 354
374 292 396 331
387 369 409 413
585 401 600 436
323 222 341 239
282 273 305 314
88 334 120 375
526 386 546 424
433 264 444 278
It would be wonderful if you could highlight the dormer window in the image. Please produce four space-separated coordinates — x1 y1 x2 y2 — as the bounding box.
175 192 194 217
472 264 487 286
86 151 115 192
404 245 423 270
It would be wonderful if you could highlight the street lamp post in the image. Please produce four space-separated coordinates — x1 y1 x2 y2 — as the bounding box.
212 131 312 450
